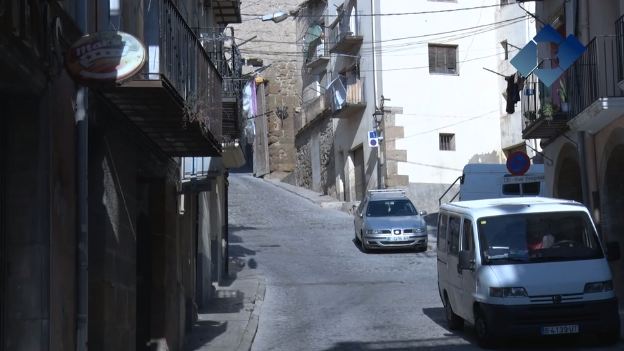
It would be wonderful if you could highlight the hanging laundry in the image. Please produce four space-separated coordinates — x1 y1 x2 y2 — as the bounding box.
505 73 520 114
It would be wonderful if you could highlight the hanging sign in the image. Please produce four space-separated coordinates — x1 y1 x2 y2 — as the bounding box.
65 31 146 85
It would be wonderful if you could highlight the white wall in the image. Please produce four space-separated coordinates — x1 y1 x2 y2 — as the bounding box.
376 0 528 186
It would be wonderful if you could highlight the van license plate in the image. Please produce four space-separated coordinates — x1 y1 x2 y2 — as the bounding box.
541 325 579 335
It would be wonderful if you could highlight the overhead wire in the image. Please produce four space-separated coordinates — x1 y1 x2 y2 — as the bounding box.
240 2 514 20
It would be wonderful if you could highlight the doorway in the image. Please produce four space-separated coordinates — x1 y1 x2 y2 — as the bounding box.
352 146 365 201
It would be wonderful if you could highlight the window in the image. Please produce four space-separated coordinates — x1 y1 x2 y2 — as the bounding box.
461 219 473 253
449 216 461 255
429 44 458 74
438 214 448 252
502 182 541 195
439 133 455 151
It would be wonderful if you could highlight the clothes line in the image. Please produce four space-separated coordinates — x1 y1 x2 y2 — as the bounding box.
482 67 507 78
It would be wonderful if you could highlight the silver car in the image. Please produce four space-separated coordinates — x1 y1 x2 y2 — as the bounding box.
353 189 428 252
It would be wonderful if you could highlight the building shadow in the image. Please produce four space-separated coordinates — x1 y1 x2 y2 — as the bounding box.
183 320 228 350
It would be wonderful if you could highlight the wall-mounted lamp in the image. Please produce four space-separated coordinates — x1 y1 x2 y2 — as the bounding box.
261 11 290 23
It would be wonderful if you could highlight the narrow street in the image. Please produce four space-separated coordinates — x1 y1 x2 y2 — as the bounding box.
228 174 622 351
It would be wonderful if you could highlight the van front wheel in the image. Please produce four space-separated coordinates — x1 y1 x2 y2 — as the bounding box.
474 308 499 349
443 295 463 330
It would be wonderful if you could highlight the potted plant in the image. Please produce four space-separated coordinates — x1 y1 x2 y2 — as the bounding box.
558 80 569 112
539 102 558 120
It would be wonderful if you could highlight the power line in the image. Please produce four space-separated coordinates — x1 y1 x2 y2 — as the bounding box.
237 16 526 59
234 15 526 46
240 2 514 20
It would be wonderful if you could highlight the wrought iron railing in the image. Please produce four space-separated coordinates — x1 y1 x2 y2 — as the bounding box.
326 75 365 113
329 9 361 50
565 35 624 118
145 0 222 136
615 15 624 83
200 27 243 100
306 37 330 64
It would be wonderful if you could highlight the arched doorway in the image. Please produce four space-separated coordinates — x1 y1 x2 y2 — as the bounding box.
602 144 624 303
554 144 582 202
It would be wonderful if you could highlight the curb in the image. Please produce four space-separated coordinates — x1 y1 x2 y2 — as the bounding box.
236 278 266 351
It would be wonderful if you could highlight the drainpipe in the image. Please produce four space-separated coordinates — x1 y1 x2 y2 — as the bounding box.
577 0 591 208
75 1 89 350
370 0 382 189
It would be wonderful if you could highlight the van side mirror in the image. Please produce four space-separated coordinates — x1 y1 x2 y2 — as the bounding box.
459 251 475 271
606 241 621 261
419 210 427 216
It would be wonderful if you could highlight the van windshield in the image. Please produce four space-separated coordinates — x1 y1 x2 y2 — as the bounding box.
477 211 604 264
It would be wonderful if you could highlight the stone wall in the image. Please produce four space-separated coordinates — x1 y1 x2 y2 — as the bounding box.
231 0 303 176
294 116 336 196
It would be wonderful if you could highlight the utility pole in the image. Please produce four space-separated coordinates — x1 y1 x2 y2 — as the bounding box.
374 95 390 189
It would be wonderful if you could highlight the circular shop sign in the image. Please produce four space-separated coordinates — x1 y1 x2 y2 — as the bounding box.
506 151 531 176
65 31 146 85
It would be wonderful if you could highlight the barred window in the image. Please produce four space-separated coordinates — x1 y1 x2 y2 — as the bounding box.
439 133 456 151
428 44 458 74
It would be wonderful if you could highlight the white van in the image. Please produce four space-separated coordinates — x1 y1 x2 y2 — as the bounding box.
436 197 620 347
459 163 548 201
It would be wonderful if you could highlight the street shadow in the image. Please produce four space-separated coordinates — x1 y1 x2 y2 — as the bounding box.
229 224 258 238
183 320 228 350
421 307 621 350
198 289 245 314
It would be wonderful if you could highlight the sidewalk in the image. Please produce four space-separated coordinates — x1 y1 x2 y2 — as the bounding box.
183 258 266 351
183 178 341 351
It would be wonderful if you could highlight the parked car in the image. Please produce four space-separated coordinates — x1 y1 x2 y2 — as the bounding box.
353 189 428 252
437 197 621 347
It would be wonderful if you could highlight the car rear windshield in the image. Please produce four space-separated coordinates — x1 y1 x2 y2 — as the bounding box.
477 211 604 264
366 199 417 217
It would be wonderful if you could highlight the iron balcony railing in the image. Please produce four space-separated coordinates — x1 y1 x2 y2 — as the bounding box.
306 37 330 64
145 0 222 135
564 35 624 118
329 8 362 52
201 27 243 99
615 15 624 84
326 75 366 115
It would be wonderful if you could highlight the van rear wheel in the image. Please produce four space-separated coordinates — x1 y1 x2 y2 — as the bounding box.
443 294 463 330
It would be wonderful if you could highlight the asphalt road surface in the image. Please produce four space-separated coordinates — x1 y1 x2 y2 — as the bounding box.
228 173 622 351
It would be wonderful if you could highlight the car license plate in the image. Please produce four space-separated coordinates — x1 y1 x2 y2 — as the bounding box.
541 324 579 335
388 236 407 241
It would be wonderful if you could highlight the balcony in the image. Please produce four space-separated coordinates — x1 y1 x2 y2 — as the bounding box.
565 35 624 134
328 6 362 54
521 79 570 140
326 75 366 118
306 38 330 70
212 0 242 24
201 27 243 142
101 0 222 157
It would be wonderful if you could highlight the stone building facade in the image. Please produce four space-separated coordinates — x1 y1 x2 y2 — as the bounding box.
231 0 303 177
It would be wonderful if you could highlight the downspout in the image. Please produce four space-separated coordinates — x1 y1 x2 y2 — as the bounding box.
577 0 591 207
75 1 89 350
370 0 382 189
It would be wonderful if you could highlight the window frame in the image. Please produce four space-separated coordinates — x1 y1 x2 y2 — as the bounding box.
439 133 456 151
428 43 459 75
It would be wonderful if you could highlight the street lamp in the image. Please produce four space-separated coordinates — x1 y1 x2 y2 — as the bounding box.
261 11 290 23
